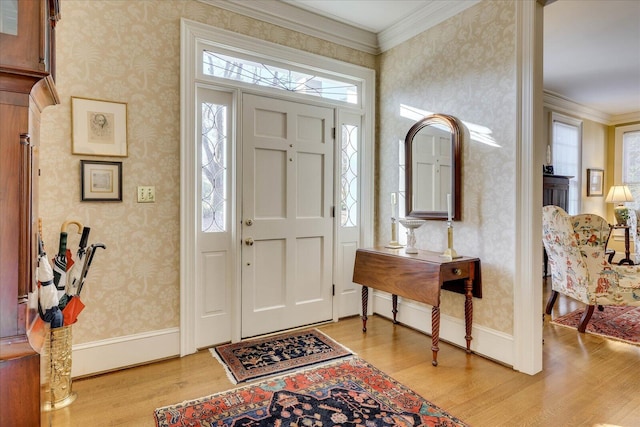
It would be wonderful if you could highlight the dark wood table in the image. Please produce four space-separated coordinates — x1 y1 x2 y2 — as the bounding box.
352 247 481 366
614 225 634 265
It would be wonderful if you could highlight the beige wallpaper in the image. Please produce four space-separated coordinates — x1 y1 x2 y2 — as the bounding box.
40 0 375 344
377 0 517 332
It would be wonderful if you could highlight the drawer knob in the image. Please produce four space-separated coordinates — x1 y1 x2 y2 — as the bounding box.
453 268 462 276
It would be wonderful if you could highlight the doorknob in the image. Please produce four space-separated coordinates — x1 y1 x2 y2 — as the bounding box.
245 219 254 226
245 237 254 246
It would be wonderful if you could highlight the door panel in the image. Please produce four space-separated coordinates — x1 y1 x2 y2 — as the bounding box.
253 239 286 310
242 94 334 337
255 148 287 218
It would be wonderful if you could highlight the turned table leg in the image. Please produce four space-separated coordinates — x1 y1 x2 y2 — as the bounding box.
431 305 440 366
464 276 473 353
392 294 398 323
361 286 369 332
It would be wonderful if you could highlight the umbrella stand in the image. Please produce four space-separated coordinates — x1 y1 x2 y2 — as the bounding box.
43 323 77 410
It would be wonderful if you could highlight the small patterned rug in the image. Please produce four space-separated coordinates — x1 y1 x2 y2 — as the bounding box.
155 356 468 427
551 306 640 345
211 328 353 384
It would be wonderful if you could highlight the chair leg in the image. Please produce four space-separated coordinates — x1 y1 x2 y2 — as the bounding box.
545 290 559 315
578 305 595 333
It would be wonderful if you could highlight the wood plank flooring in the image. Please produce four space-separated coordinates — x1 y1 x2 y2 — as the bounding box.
45 285 640 426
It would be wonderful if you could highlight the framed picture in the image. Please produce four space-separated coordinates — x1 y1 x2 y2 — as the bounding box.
587 168 604 197
72 97 128 157
81 160 123 201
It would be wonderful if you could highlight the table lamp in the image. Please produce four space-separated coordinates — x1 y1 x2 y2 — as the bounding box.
605 185 635 225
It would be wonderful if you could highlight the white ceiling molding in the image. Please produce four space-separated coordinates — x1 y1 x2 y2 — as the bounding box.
198 0 478 54
610 111 640 127
377 0 480 52
544 90 640 126
543 90 611 125
199 0 379 54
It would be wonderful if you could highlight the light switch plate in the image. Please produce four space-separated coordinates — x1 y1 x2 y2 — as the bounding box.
137 186 155 203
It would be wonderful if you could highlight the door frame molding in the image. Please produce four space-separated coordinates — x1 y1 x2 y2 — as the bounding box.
180 19 375 355
513 0 543 374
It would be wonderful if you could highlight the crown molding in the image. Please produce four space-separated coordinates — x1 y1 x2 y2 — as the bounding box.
198 0 479 55
543 90 611 125
610 111 640 126
199 0 379 54
378 0 480 52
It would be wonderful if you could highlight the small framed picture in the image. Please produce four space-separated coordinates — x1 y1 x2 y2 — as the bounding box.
81 160 123 201
587 168 604 197
72 97 128 157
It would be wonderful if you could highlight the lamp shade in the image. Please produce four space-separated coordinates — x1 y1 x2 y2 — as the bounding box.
605 185 634 204
605 185 635 225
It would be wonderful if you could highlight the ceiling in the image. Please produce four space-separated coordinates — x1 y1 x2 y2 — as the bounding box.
278 0 640 119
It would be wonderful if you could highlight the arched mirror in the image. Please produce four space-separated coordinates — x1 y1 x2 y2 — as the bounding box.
405 114 462 220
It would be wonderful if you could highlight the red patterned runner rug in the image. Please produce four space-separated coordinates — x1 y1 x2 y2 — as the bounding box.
154 356 468 427
551 306 640 345
211 328 353 384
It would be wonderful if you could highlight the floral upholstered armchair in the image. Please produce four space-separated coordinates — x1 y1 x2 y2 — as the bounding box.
571 212 614 263
542 205 640 332
571 212 612 249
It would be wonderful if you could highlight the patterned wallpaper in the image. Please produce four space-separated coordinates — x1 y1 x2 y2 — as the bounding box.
41 0 518 346
378 0 517 332
40 0 375 344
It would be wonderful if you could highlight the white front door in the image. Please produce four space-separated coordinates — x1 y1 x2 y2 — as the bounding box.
241 93 334 338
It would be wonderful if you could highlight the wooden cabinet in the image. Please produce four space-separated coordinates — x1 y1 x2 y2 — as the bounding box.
543 174 571 211
543 174 571 277
0 1 60 425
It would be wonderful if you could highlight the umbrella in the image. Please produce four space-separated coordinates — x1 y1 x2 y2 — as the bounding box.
59 226 91 310
62 242 106 325
28 234 63 353
52 220 82 293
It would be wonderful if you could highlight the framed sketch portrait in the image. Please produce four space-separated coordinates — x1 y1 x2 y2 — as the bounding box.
72 97 128 157
587 168 604 197
81 160 123 201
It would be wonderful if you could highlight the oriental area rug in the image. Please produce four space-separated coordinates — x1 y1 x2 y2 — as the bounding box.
211 329 353 384
551 306 640 345
154 357 468 427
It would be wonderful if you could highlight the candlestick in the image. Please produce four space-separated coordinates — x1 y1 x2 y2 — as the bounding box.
441 220 460 261
447 193 452 222
546 145 551 165
385 192 403 249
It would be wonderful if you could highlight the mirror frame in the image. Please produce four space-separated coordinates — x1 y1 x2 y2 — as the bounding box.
404 113 462 220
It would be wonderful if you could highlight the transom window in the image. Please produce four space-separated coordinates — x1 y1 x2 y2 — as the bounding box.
202 50 358 104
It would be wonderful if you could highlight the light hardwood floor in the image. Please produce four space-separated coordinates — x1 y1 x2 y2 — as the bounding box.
45 284 640 426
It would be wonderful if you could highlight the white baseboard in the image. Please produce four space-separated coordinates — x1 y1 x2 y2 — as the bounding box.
71 327 180 378
372 291 514 367
69 293 514 377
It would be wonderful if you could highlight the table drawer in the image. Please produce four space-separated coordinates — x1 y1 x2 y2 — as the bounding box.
441 263 470 282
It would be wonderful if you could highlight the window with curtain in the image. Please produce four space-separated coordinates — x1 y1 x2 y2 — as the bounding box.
621 124 640 210
551 112 582 215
